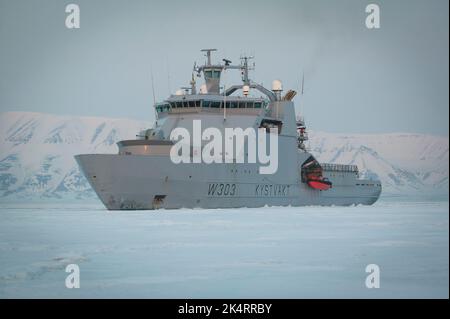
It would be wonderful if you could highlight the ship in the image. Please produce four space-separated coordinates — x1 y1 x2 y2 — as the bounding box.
75 49 382 210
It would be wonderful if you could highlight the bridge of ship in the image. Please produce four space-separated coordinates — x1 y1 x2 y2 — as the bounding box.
155 95 268 114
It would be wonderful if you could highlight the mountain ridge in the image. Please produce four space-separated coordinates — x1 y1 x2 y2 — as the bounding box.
0 111 448 200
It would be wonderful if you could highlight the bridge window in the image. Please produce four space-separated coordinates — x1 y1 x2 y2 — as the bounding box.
155 103 170 112
204 70 221 79
167 100 266 110
224 101 238 108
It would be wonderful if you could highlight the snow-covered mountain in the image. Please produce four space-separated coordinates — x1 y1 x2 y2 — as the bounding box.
0 111 448 200
0 112 149 200
308 131 448 196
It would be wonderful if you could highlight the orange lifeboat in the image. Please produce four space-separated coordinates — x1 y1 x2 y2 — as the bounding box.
307 177 332 191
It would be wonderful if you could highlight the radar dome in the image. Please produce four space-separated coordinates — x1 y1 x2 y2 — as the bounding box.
272 80 283 91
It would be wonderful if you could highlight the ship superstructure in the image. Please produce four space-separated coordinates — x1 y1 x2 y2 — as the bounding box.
76 49 381 210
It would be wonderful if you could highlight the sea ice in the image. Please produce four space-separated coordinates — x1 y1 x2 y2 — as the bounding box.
0 199 448 298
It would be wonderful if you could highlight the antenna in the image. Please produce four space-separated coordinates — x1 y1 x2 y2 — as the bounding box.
166 55 171 95
299 70 305 116
149 65 159 123
200 48 217 66
223 65 227 121
222 58 232 66
150 66 156 106
296 70 308 151
298 70 305 116
301 71 305 96
240 55 255 85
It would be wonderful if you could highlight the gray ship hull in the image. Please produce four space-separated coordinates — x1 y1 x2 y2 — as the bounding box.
76 154 381 210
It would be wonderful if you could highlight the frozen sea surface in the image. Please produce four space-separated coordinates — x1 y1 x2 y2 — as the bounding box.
0 200 448 298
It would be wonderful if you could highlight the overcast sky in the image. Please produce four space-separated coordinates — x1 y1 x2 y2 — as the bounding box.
0 0 448 135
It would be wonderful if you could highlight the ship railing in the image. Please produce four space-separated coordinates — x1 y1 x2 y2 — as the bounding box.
320 163 359 173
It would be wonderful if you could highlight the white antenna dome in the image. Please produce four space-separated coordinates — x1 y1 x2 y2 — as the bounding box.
175 89 184 96
242 85 250 96
272 79 283 91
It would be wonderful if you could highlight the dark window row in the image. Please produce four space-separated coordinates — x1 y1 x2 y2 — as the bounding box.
204 69 221 79
155 100 264 112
